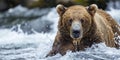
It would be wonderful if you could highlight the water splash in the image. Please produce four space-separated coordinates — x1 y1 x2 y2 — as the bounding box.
0 4 120 60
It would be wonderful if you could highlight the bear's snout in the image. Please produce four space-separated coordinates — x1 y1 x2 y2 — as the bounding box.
70 21 83 39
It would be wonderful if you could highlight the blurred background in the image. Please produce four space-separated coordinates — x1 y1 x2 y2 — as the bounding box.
0 0 120 34
0 0 120 11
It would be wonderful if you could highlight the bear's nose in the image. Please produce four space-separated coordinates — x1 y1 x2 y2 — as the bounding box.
72 30 80 38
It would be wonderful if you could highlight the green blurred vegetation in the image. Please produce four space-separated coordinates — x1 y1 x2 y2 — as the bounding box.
74 0 109 9
0 0 114 12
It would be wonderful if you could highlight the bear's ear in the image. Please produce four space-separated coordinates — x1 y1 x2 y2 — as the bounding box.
56 4 67 16
87 4 98 16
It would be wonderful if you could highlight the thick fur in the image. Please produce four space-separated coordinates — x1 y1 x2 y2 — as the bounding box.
46 4 120 57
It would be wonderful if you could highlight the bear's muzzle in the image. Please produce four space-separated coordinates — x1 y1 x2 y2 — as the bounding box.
70 21 83 39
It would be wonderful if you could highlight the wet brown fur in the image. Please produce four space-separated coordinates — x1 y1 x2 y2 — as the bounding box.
46 4 120 57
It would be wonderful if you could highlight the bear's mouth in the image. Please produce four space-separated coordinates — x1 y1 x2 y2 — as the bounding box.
72 39 81 51
71 30 82 51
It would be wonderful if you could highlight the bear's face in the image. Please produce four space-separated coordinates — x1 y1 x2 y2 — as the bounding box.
57 4 98 40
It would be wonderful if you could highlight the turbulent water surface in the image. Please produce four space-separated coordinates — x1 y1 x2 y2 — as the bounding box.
0 5 120 60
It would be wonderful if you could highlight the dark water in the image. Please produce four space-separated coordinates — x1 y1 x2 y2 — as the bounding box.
0 5 54 34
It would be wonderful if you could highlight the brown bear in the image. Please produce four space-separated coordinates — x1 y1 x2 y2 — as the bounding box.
46 4 120 57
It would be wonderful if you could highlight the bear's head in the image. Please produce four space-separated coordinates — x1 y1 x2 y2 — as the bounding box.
56 4 98 40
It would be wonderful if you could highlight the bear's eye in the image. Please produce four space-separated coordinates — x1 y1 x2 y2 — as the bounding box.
68 19 72 24
80 19 84 23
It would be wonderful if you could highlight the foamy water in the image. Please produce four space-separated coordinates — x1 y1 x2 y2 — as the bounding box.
0 5 120 60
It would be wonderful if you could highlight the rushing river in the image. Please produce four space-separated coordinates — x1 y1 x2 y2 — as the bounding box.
0 4 120 60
